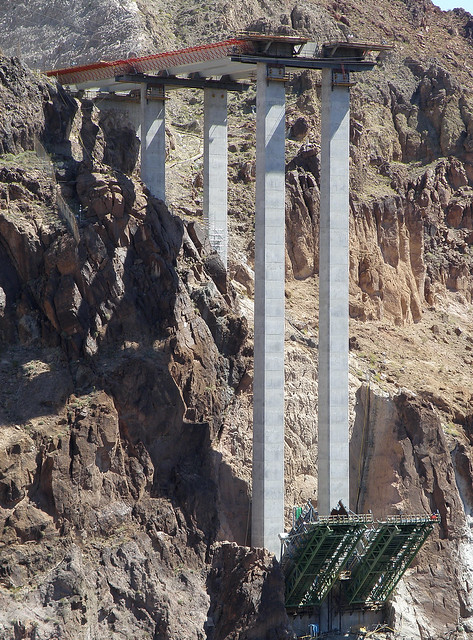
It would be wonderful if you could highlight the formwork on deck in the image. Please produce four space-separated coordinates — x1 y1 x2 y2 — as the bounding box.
280 504 438 611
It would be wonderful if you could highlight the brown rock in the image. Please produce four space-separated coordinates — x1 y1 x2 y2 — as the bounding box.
207 544 292 640
187 220 212 254
238 161 256 183
285 170 319 279
0 428 36 509
447 203 464 227
204 252 227 295
290 116 309 141
352 388 467 636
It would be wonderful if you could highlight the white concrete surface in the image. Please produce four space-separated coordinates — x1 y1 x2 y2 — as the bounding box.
140 84 166 201
203 88 228 266
252 62 286 556
318 68 351 515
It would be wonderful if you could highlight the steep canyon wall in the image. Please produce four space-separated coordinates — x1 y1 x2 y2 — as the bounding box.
0 0 473 638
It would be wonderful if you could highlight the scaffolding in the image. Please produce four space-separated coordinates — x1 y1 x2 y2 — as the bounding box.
280 504 438 610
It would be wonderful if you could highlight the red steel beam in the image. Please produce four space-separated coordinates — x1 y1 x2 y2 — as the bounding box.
46 38 256 85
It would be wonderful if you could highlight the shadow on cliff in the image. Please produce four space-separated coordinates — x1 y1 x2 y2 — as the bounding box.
211 451 252 546
72 182 223 542
205 544 291 640
349 384 373 514
78 99 140 173
0 83 251 550
69 174 240 545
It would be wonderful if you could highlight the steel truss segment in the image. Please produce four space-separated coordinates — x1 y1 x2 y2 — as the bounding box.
284 522 368 607
285 525 332 605
301 525 367 606
345 521 435 606
345 525 399 605
281 512 437 610
367 524 434 604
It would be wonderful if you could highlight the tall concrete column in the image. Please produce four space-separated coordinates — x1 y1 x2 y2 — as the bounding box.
318 68 350 515
140 84 166 201
203 88 228 266
252 62 286 556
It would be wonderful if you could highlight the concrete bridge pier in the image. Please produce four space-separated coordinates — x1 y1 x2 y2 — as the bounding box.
203 88 228 266
93 95 141 138
317 68 351 515
252 62 286 557
140 84 166 202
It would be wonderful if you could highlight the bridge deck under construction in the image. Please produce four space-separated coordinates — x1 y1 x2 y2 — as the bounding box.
281 505 438 610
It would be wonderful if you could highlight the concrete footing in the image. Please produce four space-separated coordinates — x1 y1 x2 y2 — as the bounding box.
203 88 228 266
289 605 383 637
317 68 350 515
252 62 286 556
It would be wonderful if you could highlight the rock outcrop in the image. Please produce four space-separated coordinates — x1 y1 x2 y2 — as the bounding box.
350 386 473 638
207 544 291 640
1 0 473 638
0 56 290 640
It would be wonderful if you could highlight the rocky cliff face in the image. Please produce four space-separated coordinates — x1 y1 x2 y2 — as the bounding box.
0 55 286 640
1 0 473 638
350 388 472 636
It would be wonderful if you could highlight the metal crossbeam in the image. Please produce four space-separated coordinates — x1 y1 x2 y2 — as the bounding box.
366 523 434 604
115 73 249 92
231 54 376 72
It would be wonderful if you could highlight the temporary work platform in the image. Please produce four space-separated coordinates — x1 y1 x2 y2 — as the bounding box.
280 504 438 610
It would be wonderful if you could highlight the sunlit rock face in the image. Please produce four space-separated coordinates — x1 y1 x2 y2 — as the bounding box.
2 0 473 637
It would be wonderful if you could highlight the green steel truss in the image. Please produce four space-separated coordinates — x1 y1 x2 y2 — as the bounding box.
344 516 436 607
281 508 438 610
282 514 372 608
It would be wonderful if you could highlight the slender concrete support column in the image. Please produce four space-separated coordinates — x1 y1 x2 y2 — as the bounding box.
318 68 350 515
252 62 286 556
140 84 166 201
203 88 228 266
